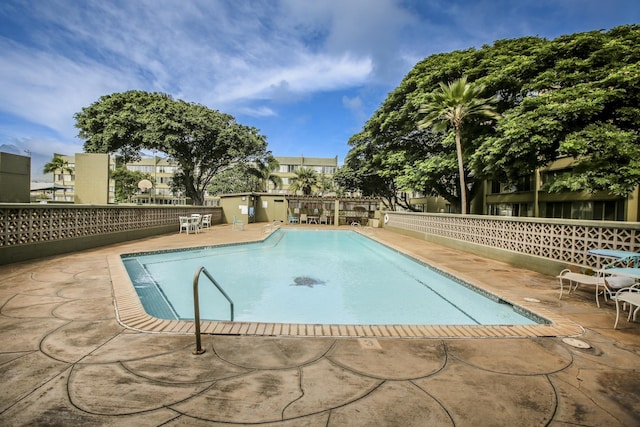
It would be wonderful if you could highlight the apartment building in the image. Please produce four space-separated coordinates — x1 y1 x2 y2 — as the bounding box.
271 156 339 193
124 156 190 204
44 153 340 203
408 157 639 222
484 158 639 222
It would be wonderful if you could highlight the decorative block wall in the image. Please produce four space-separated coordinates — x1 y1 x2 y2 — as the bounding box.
385 212 639 268
0 206 222 247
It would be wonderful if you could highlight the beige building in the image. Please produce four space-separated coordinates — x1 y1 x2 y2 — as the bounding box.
0 152 30 203
410 157 639 222
124 156 190 205
271 156 339 194
43 153 341 204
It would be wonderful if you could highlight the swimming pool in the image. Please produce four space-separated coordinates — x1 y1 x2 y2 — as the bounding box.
122 229 540 326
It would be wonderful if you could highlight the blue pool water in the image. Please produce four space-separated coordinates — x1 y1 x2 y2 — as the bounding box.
122 229 541 325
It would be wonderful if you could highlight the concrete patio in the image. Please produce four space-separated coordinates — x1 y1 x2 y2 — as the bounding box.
1 224 639 425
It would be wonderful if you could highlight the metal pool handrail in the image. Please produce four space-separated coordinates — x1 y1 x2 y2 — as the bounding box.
192 266 234 355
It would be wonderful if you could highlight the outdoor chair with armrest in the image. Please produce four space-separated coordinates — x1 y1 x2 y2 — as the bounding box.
201 214 212 228
613 284 640 328
179 216 191 234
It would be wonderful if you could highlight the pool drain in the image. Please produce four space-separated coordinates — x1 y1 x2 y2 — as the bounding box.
291 276 325 288
562 338 591 349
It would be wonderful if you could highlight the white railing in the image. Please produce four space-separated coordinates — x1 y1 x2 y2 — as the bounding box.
384 212 640 268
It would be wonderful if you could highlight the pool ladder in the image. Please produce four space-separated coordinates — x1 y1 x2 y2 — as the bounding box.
192 266 234 355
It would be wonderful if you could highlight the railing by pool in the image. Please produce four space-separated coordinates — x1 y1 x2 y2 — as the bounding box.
192 266 234 355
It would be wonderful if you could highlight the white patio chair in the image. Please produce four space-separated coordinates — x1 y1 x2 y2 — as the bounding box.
179 216 192 234
614 284 640 328
201 214 212 228
190 214 202 233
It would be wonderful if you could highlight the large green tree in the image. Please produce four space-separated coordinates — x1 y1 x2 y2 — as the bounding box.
207 164 259 195
474 26 640 195
344 25 640 210
335 130 425 210
418 76 500 214
208 155 282 195
75 91 268 205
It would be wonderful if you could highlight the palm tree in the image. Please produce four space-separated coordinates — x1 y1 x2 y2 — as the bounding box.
43 156 74 201
289 167 318 196
418 76 499 214
248 157 283 192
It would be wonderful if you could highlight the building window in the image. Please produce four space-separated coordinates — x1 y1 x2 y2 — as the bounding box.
540 200 624 221
516 175 533 192
488 203 533 217
127 165 154 173
322 166 336 174
158 166 176 173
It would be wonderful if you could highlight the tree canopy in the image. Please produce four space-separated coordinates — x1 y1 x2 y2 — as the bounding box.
342 25 640 209
207 155 281 195
207 164 260 195
75 90 269 205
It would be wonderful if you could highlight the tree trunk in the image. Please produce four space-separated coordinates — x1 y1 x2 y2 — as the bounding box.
454 127 467 214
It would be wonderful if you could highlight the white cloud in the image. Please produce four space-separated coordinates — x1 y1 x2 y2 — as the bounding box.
1 1 381 113
342 95 365 121
212 53 373 104
236 106 278 118
0 38 140 139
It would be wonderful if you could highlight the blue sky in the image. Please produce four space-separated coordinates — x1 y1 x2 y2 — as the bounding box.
1 0 639 181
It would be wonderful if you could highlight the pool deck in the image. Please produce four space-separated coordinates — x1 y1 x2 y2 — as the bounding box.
1 223 639 425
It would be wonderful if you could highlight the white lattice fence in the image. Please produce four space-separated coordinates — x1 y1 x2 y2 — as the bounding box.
385 212 640 268
0 205 222 247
